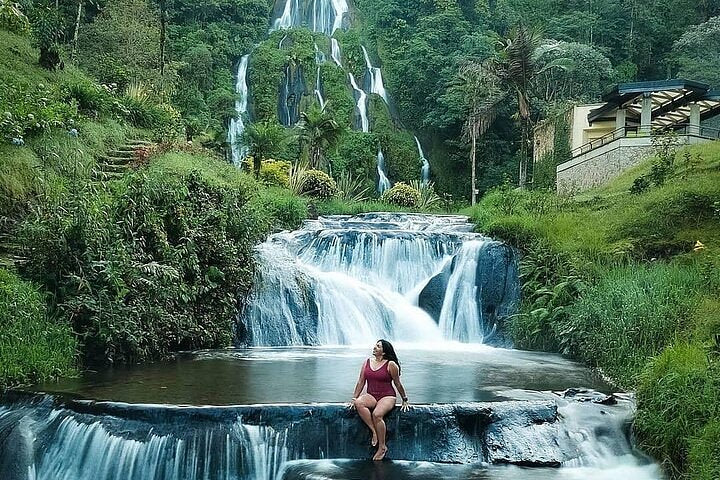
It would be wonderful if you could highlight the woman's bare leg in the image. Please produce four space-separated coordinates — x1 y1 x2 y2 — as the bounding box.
355 394 378 445
371 396 396 460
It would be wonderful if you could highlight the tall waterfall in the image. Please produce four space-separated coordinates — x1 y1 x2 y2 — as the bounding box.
314 67 326 110
348 73 369 132
416 136 431 185
377 149 391 194
273 0 348 35
361 45 389 105
241 214 519 346
228 55 251 165
330 38 342 67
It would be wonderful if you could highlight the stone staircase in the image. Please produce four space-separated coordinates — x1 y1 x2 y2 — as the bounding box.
91 139 154 182
0 140 154 271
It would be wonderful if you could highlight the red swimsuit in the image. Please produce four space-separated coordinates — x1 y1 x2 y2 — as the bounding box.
364 359 396 401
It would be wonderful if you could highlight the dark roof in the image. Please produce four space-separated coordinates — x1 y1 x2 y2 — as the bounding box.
588 79 720 127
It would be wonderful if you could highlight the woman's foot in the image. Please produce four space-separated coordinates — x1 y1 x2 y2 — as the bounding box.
372 445 388 461
371 432 378 447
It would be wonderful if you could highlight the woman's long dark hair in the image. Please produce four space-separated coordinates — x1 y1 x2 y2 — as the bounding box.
379 339 400 374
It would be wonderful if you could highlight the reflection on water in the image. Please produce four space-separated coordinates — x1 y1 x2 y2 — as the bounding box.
32 345 611 405
280 459 664 480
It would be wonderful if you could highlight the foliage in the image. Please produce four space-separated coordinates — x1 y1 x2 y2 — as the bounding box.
636 344 720 475
409 180 441 211
336 171 370 203
380 182 420 207
241 120 290 177
688 420 720 480
671 16 720 87
243 158 292 187
0 268 77 387
299 169 339 199
18 152 293 363
0 0 30 35
299 104 343 171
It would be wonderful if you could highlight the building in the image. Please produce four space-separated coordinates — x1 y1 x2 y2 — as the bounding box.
535 80 720 194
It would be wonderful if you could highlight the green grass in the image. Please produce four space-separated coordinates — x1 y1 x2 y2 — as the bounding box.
0 268 77 387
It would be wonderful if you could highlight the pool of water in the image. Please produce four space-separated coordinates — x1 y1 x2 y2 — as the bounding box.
32 344 611 405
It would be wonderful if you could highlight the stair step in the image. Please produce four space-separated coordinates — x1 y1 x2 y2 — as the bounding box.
92 170 125 181
98 163 129 173
99 156 133 164
106 151 135 159
125 140 154 146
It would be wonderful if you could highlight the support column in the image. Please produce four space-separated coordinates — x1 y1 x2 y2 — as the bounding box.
689 103 701 136
615 108 626 137
640 93 653 134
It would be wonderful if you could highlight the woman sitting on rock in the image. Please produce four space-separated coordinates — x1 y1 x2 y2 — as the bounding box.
349 339 410 461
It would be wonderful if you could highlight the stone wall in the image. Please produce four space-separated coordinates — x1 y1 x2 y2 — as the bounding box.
556 136 713 194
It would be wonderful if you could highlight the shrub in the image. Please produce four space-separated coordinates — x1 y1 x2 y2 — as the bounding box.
62 81 110 114
381 182 420 207
244 158 292 187
254 187 308 230
0 268 77 386
299 169 339 199
0 1 30 35
636 343 720 474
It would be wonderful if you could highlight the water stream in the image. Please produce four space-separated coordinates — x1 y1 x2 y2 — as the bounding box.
228 55 251 165
0 214 664 479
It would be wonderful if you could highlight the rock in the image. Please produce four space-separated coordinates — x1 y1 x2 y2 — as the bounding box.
417 258 453 322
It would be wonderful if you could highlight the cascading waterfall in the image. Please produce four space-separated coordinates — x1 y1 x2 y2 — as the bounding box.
313 42 326 63
228 54 250 165
348 73 369 132
273 0 348 35
314 67 326 111
415 136 431 186
361 45 389 105
377 149 391 194
241 214 519 347
330 38 342 67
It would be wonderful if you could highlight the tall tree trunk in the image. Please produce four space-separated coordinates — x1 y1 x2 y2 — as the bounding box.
71 0 83 62
159 0 167 76
471 126 477 206
519 119 528 189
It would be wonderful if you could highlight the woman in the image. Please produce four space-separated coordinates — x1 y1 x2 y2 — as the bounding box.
349 339 410 461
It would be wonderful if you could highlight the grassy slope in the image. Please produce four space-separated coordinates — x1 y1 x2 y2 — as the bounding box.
464 141 720 478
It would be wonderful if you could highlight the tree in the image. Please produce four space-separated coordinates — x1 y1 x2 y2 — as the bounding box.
449 61 504 205
241 120 288 178
298 105 343 172
672 16 720 88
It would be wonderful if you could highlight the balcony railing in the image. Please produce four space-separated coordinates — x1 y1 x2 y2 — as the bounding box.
571 124 720 158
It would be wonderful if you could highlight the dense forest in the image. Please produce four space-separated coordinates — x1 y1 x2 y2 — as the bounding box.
1 0 720 478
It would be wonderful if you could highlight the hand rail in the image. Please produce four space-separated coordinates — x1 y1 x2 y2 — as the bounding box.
571 123 720 157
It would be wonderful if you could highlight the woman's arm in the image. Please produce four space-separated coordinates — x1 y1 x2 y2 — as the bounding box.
388 362 410 411
352 362 366 400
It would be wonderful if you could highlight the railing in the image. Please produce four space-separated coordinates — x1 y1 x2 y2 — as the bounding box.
571 123 720 158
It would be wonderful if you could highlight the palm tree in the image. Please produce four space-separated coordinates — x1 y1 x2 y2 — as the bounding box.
492 24 574 189
451 62 505 205
298 104 343 172
241 120 288 178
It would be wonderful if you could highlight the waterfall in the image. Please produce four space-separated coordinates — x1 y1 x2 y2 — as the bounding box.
330 38 342 67
241 214 519 347
361 46 389 105
415 136 431 186
377 149 390 194
348 73 369 132
273 0 348 35
228 54 251 166
314 67 326 111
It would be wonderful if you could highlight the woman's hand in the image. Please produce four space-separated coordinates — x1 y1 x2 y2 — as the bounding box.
400 400 410 412
347 398 357 410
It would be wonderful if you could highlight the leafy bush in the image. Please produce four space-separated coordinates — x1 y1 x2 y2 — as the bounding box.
19 153 280 363
410 180 441 210
636 343 720 474
337 171 370 202
0 0 30 35
381 182 420 207
300 169 339 199
0 268 76 386
254 187 307 230
0 80 79 142
244 158 292 187
62 81 111 114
